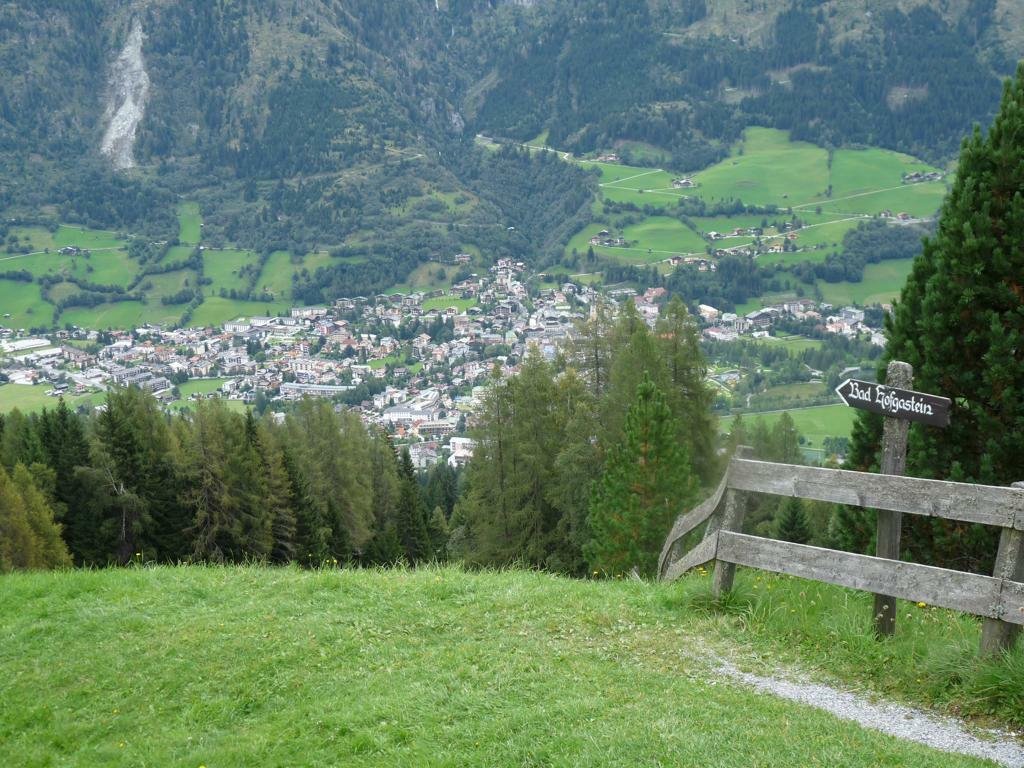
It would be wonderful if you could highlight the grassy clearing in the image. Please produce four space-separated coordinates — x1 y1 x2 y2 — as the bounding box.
188 297 289 328
818 258 914 306
177 202 202 245
810 183 947 218
386 261 459 295
696 128 831 207
167 378 230 410
421 296 477 312
0 565 999 767
0 279 52 328
60 301 183 330
761 334 824 354
725 404 858 447
202 249 258 294
0 385 103 415
828 147 936 198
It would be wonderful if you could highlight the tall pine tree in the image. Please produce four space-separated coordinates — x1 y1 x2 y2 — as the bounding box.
585 374 698 578
848 62 1024 572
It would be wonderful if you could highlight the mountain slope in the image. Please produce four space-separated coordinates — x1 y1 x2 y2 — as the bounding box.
0 0 1013 288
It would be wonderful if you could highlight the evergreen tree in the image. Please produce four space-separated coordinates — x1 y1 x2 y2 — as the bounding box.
395 449 431 564
600 300 667 450
775 497 811 545
585 374 698 578
655 297 717 483
847 63 1024 571
0 463 72 572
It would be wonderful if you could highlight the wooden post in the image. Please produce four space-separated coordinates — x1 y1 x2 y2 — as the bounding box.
980 481 1024 656
874 361 912 637
711 446 752 599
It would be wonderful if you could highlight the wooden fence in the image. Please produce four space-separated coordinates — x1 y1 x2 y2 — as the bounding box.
658 452 1024 656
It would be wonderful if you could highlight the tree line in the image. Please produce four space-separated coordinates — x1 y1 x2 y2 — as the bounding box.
0 393 456 572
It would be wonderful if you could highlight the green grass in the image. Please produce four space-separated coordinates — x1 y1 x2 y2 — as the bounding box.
818 258 915 306
0 384 104 415
60 301 184 330
726 404 858 447
760 335 824 354
0 565 999 767
0 279 53 328
421 296 477 312
671 569 1024 730
202 249 259 294
695 127 831 207
53 226 124 251
188 296 289 328
177 202 202 245
167 378 230 410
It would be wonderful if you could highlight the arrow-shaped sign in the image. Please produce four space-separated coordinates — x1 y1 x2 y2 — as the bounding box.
835 378 951 428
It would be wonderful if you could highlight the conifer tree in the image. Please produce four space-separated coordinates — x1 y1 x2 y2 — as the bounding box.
585 374 698 578
0 463 72 571
395 450 432 564
847 63 1024 571
775 497 810 545
655 296 717 483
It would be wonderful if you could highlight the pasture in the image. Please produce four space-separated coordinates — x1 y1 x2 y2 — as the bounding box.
0 566 1000 767
818 258 915 306
421 296 478 312
0 279 52 328
0 384 104 415
202 249 259 294
60 300 184 330
188 296 289 328
724 404 858 447
177 201 202 245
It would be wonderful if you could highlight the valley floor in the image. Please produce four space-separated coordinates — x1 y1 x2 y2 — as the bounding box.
1 565 1019 767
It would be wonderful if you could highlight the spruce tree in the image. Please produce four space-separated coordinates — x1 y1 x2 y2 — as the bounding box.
847 63 1024 571
655 296 717 483
585 374 698 578
775 497 810 545
395 449 431 564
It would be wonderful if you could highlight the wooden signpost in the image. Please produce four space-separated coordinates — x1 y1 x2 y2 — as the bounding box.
835 361 951 636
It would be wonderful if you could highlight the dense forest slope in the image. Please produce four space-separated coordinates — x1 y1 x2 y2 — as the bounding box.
0 0 1014 279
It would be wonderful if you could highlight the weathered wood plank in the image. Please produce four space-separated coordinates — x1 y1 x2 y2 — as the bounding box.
728 459 1024 531
661 533 719 583
875 361 912 637
981 524 1024 654
716 532 1024 625
712 489 746 598
657 469 729 577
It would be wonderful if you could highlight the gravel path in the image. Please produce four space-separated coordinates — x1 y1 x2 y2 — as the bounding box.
713 660 1024 767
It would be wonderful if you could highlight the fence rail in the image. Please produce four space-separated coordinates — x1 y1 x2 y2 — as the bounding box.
659 454 1024 655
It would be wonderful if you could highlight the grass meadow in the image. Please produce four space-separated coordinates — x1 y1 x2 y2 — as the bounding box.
0 384 104 414
818 258 915 306
0 565 1006 767
177 202 202 245
723 404 858 447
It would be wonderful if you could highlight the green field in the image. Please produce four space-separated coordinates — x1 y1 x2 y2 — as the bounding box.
167 377 230 410
421 296 478 312
725 404 858 447
0 279 52 328
0 565 998 767
60 300 184 330
818 258 915 306
189 296 289 328
202 249 259 294
0 384 104 414
5 224 125 254
177 202 202 245
760 335 824 354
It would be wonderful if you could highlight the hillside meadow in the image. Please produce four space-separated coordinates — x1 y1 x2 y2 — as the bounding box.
0 565 1010 767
